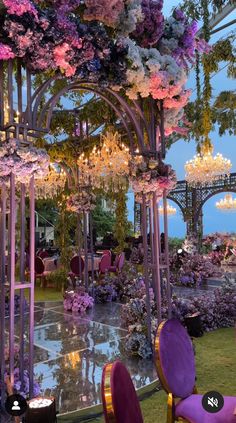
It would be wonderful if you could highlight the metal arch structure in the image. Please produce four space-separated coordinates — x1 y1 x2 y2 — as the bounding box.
0 61 165 157
0 59 173 406
166 172 236 236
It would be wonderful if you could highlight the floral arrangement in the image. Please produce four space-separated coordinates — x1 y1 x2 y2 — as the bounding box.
182 235 198 254
122 278 236 358
0 139 49 183
66 191 96 213
3 344 41 398
129 158 176 199
0 0 209 136
208 250 224 266
170 252 222 287
63 289 94 313
93 282 117 303
5 294 28 316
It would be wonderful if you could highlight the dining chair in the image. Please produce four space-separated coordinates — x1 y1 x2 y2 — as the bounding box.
35 256 51 288
101 361 144 423
99 254 112 275
68 255 85 281
108 253 120 273
38 250 49 259
154 318 236 423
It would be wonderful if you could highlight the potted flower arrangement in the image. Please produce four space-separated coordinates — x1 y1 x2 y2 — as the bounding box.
63 288 94 314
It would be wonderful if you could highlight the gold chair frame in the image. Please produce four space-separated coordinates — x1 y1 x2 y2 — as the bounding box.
155 321 198 423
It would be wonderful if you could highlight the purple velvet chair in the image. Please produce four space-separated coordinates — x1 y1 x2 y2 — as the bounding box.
99 254 112 275
101 361 144 423
68 255 85 280
154 319 236 423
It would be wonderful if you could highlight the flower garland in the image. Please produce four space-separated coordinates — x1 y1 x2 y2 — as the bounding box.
0 0 209 137
66 191 96 213
129 157 176 199
0 139 49 183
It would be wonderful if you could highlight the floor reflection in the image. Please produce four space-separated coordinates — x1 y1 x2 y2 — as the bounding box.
31 301 157 414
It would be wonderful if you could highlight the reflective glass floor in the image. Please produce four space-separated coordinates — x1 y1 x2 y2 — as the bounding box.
25 302 157 415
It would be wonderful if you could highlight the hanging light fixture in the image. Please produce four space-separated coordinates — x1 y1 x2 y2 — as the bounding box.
159 202 177 216
77 131 132 192
216 193 236 212
185 141 231 187
35 163 67 199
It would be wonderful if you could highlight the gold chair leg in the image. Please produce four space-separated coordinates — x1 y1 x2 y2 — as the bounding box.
167 393 175 423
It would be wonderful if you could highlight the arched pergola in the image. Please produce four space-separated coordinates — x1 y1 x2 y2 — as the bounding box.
0 60 171 401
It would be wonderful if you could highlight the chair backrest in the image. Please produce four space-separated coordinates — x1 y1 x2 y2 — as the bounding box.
117 252 125 271
38 250 49 259
35 256 45 275
113 254 119 267
99 254 111 274
70 255 85 276
102 361 143 423
103 250 112 256
154 319 196 399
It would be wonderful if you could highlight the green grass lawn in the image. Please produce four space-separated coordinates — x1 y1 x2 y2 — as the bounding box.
22 285 62 302
86 327 236 423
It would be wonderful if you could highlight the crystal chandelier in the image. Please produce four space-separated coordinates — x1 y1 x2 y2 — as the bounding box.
77 131 131 192
216 194 236 212
159 202 177 216
35 163 66 199
185 141 232 187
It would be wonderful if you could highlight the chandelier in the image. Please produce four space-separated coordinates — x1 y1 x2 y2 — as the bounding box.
159 202 177 216
77 131 132 192
35 163 67 199
185 141 231 187
216 194 236 212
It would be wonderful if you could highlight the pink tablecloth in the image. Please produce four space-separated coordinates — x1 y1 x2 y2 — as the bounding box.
82 255 101 272
43 256 60 272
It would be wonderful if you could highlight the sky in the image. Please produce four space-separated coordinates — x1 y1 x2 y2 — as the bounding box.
128 5 236 237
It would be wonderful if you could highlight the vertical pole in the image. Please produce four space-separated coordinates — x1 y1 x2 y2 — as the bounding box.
160 101 165 159
17 60 23 122
9 173 16 386
26 69 32 127
83 212 88 291
163 192 172 318
29 176 35 398
89 212 94 296
141 195 152 343
0 183 6 406
149 206 154 263
19 183 26 383
152 192 162 323
77 214 82 278
0 62 5 127
7 60 14 124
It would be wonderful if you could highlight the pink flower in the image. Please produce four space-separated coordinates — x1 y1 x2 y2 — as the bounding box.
3 0 39 20
54 43 76 77
84 0 124 27
0 43 15 60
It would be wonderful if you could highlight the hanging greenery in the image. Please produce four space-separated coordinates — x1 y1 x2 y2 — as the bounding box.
112 189 133 253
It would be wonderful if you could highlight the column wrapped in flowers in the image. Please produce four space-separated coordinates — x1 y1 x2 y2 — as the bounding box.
129 157 177 201
66 190 96 213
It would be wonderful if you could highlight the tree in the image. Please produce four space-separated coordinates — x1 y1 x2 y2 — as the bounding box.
92 199 116 238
